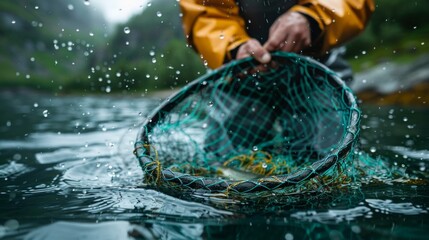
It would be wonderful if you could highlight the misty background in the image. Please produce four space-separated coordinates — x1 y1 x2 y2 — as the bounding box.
1 0 428 94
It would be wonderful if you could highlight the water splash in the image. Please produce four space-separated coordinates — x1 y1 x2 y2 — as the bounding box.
366 199 427 215
291 206 372 223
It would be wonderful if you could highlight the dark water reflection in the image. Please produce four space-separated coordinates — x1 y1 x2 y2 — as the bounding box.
0 90 428 239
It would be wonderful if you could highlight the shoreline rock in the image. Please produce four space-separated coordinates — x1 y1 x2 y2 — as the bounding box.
351 54 429 105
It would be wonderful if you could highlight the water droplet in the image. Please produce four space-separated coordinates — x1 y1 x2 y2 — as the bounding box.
11 20 16 24
42 110 49 117
285 233 294 240
147 2 152 7
252 146 259 151
403 117 408 122
34 6 39 10
124 27 130 34
151 58 157 63
84 0 90 6
156 11 162 17
89 32 94 36
370 147 376 153
219 34 224 40
68 4 74 10
149 50 155 56
4 219 19 231
105 86 111 93
262 163 268 169
33 103 38 107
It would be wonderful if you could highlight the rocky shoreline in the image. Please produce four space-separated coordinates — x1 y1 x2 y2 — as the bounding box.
351 54 429 105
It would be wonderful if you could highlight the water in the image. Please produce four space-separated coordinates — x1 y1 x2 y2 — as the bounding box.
0 90 428 239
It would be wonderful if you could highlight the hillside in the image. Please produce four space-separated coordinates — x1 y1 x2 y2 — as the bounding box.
0 0 107 90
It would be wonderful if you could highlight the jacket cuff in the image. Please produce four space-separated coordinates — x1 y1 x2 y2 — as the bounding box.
224 37 249 63
299 12 322 44
225 45 241 63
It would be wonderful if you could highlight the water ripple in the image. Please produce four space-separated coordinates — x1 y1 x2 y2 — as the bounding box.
75 187 232 218
387 146 429 160
0 161 33 179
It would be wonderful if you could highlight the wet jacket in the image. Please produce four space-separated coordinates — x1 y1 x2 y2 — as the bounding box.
179 0 375 69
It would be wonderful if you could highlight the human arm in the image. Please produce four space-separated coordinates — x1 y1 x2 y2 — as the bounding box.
180 0 375 67
239 0 375 62
179 0 250 69
263 0 375 55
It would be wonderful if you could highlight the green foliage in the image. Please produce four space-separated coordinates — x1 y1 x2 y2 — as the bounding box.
78 39 205 93
2 0 428 92
0 0 107 92
84 0 205 93
346 0 429 58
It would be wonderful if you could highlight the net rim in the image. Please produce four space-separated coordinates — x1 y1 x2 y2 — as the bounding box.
135 52 360 195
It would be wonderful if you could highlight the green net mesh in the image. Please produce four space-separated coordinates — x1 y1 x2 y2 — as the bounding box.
134 52 360 200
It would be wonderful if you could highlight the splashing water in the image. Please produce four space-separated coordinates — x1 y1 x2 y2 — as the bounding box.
0 90 428 239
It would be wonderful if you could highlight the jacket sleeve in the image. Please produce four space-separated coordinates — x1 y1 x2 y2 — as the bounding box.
179 0 250 69
180 0 375 69
290 0 375 54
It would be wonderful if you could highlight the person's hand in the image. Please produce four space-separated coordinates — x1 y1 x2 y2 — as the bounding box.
236 38 271 64
263 11 311 53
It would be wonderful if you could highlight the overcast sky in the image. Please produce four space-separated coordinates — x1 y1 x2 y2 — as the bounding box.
90 0 149 24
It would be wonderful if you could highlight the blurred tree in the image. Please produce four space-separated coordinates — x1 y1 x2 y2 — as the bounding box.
2 0 428 92
0 0 107 90
346 0 429 57
87 0 205 93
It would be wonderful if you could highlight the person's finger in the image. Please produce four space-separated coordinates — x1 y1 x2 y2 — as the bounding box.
265 11 312 53
280 27 310 53
236 47 251 60
237 39 271 63
263 29 285 52
268 20 280 41
236 39 257 59
281 37 299 53
264 16 288 51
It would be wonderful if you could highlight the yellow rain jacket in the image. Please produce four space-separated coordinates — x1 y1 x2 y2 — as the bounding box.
179 0 375 69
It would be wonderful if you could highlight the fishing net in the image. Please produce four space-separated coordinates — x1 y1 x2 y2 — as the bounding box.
134 52 360 200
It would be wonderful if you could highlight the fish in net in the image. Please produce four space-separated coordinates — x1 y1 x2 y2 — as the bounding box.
134 52 360 200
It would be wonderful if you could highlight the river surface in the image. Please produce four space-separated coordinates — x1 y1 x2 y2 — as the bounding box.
0 89 428 239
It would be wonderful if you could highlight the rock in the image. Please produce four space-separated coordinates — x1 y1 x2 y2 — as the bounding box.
350 54 429 105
